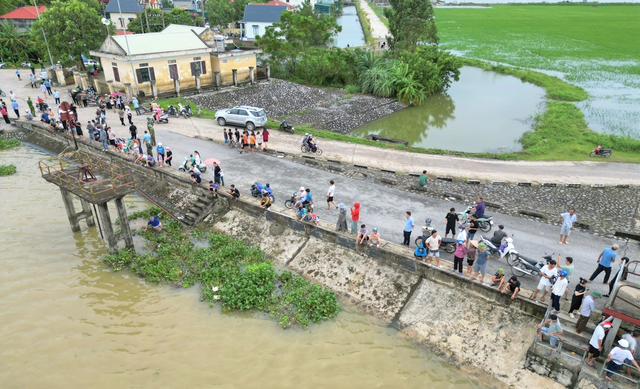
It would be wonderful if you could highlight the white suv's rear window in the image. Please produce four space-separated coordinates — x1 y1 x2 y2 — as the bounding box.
251 110 266 117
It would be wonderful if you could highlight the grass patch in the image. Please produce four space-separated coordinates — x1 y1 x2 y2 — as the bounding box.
0 138 21 150
155 97 217 120
355 0 375 46
461 58 588 102
0 164 17 176
104 217 341 329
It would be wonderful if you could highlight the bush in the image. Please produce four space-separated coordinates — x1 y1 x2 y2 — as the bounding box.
0 138 21 150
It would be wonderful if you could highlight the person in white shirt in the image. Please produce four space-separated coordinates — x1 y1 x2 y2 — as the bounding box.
530 259 559 302
551 270 569 313
425 230 442 268
622 331 640 378
605 339 640 381
587 321 612 367
456 224 468 243
326 180 337 210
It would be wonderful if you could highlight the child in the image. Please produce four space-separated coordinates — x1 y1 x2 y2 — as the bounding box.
356 224 369 245
249 131 256 153
452 239 467 275
491 268 505 287
350 202 360 234
223 128 228 144
227 184 240 201
560 255 575 300
466 240 478 276
414 243 427 262
209 181 219 197
309 213 319 226
369 228 381 248
256 131 263 151
157 153 163 167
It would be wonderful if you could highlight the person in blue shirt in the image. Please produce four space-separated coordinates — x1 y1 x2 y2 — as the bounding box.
53 90 60 104
470 197 485 218
403 211 414 246
156 142 165 166
44 80 52 95
41 111 50 123
145 212 163 232
295 203 307 221
11 100 19 118
414 244 427 261
588 244 619 284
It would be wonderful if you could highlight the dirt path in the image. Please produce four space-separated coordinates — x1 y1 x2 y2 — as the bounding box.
359 0 389 42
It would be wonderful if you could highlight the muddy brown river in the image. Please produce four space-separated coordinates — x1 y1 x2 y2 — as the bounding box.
0 146 487 389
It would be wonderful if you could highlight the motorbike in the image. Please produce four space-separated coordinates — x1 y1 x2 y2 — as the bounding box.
250 182 275 202
414 234 456 253
166 105 179 117
510 253 553 278
481 235 518 264
140 104 153 114
21 61 31 68
284 191 313 212
178 155 207 173
459 203 494 232
589 146 612 158
153 110 169 124
180 104 193 119
280 119 294 134
301 142 323 156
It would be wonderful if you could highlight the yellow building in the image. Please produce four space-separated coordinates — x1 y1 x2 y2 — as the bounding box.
90 25 260 97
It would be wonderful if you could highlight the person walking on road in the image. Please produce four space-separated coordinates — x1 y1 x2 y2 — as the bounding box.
559 208 576 245
44 80 52 95
350 203 360 234
444 207 460 238
586 320 611 366
54 90 60 105
403 211 415 246
326 180 337 210
588 244 619 284
576 292 600 334
11 100 19 118
118 108 126 126
15 68 21 81
40 83 47 97
132 97 140 115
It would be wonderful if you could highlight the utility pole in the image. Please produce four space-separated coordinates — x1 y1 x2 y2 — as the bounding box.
32 0 54 69
117 0 140 96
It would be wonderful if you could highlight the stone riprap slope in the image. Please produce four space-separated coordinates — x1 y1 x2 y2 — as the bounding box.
188 79 405 133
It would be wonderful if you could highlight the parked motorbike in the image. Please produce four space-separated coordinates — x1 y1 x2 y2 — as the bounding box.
178 155 207 173
180 104 193 119
21 61 31 68
459 203 494 232
153 110 169 124
510 252 553 278
250 182 275 202
589 145 612 157
166 105 179 117
481 235 518 264
280 119 294 134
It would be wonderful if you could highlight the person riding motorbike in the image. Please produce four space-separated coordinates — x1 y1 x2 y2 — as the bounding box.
490 224 508 247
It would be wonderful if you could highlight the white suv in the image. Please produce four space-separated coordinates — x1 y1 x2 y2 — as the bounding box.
215 105 267 131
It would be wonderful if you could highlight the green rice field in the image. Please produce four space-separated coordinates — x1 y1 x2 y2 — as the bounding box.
435 4 640 138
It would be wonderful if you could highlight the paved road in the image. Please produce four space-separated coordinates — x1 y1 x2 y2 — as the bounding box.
359 0 389 41
153 130 639 304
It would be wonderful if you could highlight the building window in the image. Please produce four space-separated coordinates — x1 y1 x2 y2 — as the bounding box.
119 18 124 28
190 61 207 76
135 67 155 83
252 25 259 35
113 67 120 82
169 64 179 79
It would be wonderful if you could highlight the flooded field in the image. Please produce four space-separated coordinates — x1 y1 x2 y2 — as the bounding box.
0 146 488 389
350 66 544 152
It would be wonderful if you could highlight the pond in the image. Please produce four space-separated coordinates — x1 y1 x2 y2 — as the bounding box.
332 5 365 48
350 66 545 153
0 146 489 389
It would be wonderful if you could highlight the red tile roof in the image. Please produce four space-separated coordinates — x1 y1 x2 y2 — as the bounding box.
253 1 294 10
0 6 46 20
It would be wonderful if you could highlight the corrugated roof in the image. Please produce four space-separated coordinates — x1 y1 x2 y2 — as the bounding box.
111 31 209 55
105 0 143 14
162 24 207 34
0 6 46 20
240 4 287 23
262 1 294 10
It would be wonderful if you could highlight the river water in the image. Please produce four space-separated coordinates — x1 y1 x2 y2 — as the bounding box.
0 145 487 389
333 6 365 48
350 66 545 152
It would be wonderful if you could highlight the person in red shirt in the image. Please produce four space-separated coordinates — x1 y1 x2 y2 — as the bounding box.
350 202 360 235
262 128 270 150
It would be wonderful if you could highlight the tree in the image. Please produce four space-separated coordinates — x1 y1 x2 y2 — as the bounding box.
205 0 236 28
127 8 203 33
384 0 438 52
31 0 109 69
0 20 32 64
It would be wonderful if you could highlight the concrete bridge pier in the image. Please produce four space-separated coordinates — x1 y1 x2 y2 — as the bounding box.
60 188 95 232
96 197 134 253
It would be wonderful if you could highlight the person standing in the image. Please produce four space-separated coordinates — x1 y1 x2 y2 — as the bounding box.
249 131 256 153
567 277 588 318
607 256 631 297
444 208 459 238
143 130 153 156
550 270 569 313
576 292 600 334
53 90 60 105
466 240 478 276
156 143 165 167
165 147 173 167
234 128 240 144
40 82 47 97
107 127 116 150
529 259 558 302
622 331 640 378
336 203 348 232
262 128 269 150
11 100 19 118
403 211 415 246
256 131 263 150
100 126 108 151
129 123 137 140
81 91 88 108
559 208 577 245
118 108 126 126
425 229 442 267
472 242 490 282
86 121 95 143
605 339 640 381
452 239 467 275
132 97 140 115
213 162 223 186
125 107 133 125
26 97 35 116
29 74 36 88
223 128 229 144
30 65 35 75
326 180 337 210
468 214 479 241
559 256 575 300
1 105 10 124
589 244 619 284
586 321 611 367
350 203 360 234
44 79 52 95
15 68 21 81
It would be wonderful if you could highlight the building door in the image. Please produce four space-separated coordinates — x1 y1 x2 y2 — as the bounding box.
113 67 120 82
169 64 179 80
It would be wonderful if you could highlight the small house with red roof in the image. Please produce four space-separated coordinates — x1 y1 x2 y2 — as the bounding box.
0 6 46 30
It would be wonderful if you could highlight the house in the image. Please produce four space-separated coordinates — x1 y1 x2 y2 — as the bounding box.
105 0 144 30
172 0 203 12
261 0 295 10
314 0 337 14
0 6 46 30
89 24 260 96
239 4 288 41
279 0 316 9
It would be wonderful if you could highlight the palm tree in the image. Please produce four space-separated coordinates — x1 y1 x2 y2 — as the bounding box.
0 21 30 64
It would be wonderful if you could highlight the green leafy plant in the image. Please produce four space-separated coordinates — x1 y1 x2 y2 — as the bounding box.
0 138 20 150
0 164 17 176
